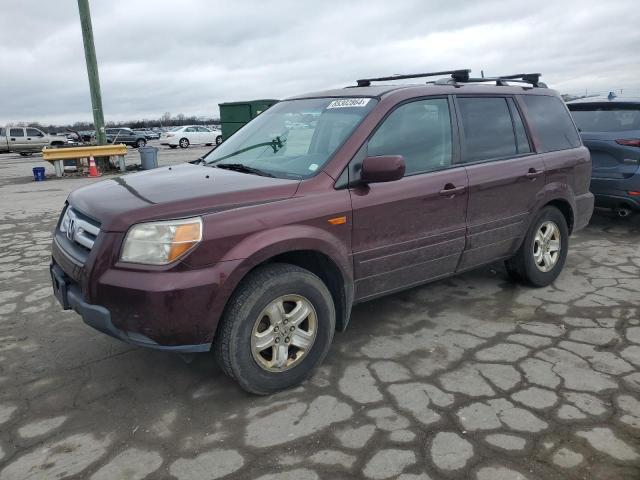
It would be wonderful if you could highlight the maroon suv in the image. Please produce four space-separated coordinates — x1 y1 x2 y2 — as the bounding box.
51 70 594 394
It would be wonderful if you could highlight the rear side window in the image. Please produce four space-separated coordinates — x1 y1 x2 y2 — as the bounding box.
568 103 640 132
367 98 452 175
0 128 5 136
457 97 518 162
522 95 581 152
10 128 24 137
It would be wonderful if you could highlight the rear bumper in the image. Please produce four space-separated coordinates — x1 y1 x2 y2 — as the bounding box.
50 263 211 353
574 192 595 231
593 193 640 210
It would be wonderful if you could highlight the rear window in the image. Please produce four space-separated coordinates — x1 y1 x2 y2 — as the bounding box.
568 103 640 132
522 95 581 152
10 128 24 137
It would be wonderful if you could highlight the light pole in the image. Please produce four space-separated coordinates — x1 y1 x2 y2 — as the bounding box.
77 0 107 148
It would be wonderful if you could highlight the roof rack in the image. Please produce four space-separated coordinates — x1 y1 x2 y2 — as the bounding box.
451 73 546 88
356 69 471 87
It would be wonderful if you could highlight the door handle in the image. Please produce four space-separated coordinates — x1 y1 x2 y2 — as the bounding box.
439 183 466 196
27 138 31 140
525 168 543 179
10 138 15 141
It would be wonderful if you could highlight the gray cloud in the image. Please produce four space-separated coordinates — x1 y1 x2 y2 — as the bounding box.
0 0 638 124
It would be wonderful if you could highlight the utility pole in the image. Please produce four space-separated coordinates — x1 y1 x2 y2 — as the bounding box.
77 0 106 148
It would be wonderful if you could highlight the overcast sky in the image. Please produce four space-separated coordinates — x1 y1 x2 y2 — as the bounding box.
1 0 639 125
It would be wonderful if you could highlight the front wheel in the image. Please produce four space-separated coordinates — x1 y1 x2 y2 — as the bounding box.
216 135 223 146
19 152 34 157
505 206 569 287
136 139 147 148
179 138 189 148
215 263 335 395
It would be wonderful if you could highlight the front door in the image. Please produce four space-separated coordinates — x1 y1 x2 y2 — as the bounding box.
26 128 47 150
455 95 545 271
349 97 468 301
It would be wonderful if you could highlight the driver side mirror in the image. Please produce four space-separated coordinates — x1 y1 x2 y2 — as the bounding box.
361 155 405 183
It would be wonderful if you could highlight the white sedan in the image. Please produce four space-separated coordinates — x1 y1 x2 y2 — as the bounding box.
161 125 222 149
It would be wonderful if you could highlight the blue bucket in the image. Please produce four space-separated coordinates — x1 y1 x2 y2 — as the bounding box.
33 167 46 182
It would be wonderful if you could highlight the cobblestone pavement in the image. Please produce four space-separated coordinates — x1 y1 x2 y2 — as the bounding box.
0 153 639 479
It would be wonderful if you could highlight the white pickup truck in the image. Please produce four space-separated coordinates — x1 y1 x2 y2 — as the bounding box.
0 126 68 155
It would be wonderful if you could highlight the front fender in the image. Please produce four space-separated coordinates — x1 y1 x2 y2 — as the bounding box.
207 224 353 331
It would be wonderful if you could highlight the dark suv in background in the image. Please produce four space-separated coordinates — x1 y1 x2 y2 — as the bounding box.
567 95 640 216
103 128 147 148
51 69 593 394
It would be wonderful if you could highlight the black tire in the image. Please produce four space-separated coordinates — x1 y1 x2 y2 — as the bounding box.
216 135 223 146
505 206 569 287
179 138 189 148
214 263 335 395
19 152 34 157
136 138 147 148
169 145 178 149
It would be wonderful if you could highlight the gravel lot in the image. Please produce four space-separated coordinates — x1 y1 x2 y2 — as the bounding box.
0 144 639 479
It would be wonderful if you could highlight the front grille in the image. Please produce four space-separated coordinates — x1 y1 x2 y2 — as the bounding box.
57 206 101 263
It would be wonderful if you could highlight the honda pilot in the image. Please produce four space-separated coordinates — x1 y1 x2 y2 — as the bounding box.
51 69 594 394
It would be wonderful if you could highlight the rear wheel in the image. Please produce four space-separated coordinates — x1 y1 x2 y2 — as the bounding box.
19 152 34 157
505 206 568 287
215 263 335 395
179 138 189 148
136 138 147 148
216 135 223 146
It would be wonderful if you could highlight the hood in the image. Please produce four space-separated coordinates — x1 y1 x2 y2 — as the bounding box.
68 163 300 232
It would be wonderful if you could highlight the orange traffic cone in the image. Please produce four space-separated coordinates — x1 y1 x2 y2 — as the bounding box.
88 156 101 177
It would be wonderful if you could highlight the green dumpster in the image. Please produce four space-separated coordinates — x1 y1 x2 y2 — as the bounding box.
218 99 278 141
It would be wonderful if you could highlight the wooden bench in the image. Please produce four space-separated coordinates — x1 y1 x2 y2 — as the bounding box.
41 144 128 177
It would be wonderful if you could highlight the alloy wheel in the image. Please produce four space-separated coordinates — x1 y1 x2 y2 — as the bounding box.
533 220 561 272
250 294 317 372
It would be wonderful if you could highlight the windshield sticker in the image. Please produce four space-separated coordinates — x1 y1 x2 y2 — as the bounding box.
308 163 319 171
326 98 371 109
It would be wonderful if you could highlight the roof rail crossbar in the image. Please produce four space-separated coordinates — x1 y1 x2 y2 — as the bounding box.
356 69 471 87
492 73 543 87
457 73 545 88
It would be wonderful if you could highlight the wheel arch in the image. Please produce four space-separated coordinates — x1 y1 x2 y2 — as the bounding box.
211 234 354 340
545 198 575 234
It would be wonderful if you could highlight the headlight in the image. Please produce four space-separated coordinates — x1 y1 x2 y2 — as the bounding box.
120 217 202 265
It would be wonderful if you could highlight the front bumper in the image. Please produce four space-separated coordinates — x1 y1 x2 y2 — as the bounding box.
50 261 212 353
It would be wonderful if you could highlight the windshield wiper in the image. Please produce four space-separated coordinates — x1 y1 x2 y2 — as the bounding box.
214 163 275 177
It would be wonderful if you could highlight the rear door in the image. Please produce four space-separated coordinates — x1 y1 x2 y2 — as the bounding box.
350 97 468 301
8 128 27 152
455 95 544 271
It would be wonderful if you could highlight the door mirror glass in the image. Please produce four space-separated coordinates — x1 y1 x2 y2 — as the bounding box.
361 155 405 183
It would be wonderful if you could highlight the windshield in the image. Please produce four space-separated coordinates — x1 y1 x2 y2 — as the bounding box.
204 97 377 179
569 103 640 132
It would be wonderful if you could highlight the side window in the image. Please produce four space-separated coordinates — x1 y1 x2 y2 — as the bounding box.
10 128 24 137
458 97 517 162
367 98 452 175
522 95 581 152
0 128 5 136
507 98 531 154
186 127 196 132
27 128 44 137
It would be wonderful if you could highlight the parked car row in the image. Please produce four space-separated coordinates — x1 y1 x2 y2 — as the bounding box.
50 69 595 394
